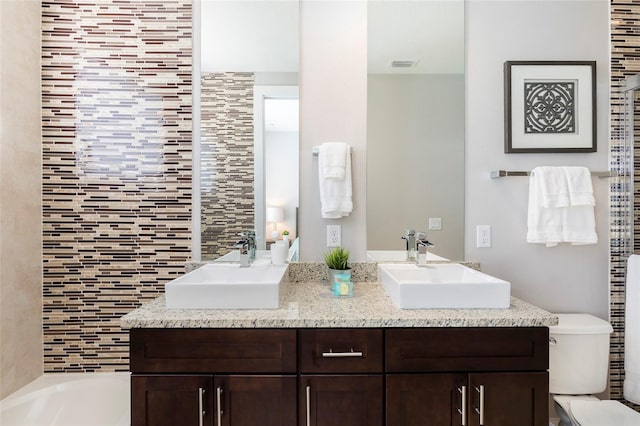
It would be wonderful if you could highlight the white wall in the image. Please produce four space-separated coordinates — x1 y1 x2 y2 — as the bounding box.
465 0 610 319
299 0 367 261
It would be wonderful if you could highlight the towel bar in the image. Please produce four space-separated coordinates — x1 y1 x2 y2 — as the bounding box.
490 170 619 179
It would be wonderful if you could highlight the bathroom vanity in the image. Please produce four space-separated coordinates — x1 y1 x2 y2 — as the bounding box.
122 282 557 426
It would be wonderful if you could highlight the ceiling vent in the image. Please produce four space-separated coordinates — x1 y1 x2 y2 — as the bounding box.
390 60 418 68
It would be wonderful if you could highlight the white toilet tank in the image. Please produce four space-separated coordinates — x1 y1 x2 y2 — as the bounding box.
549 313 613 395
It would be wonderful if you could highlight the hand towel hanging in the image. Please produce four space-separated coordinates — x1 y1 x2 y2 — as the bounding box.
318 142 353 219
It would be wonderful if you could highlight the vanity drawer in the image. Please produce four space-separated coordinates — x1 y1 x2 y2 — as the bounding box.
386 327 548 373
299 329 383 373
130 329 297 373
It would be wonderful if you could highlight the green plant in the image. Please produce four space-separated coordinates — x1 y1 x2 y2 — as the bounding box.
282 230 289 236
323 247 350 270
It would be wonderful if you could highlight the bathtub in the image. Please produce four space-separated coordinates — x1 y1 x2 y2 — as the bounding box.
0 372 130 426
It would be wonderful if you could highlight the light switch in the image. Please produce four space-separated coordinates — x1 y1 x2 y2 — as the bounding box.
428 217 442 231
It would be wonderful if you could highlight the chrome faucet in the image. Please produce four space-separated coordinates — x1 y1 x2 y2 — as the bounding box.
234 230 257 267
401 229 417 261
415 232 435 267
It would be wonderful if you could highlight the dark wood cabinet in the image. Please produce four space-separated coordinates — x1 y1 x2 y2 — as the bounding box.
385 328 549 426
468 372 549 426
386 374 467 426
385 372 549 426
215 375 297 426
131 375 213 426
129 327 549 426
299 329 384 426
130 328 296 374
300 375 383 426
299 329 383 374
132 375 296 426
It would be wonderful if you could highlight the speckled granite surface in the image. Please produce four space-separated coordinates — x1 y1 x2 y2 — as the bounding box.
121 281 558 329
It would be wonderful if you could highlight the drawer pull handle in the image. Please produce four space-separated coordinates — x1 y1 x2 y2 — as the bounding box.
306 385 311 426
321 348 363 358
217 386 223 426
457 385 466 426
198 388 205 426
475 385 485 425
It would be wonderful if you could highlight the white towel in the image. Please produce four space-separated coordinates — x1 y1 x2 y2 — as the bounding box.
561 205 597 245
535 166 570 208
625 254 640 404
563 166 597 245
319 142 348 181
565 166 596 206
318 143 352 219
527 170 563 247
527 166 597 246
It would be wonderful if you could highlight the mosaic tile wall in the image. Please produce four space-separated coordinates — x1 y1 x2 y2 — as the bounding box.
200 72 255 259
611 0 640 406
41 0 192 372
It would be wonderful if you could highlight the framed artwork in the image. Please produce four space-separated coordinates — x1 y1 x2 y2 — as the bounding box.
504 60 596 153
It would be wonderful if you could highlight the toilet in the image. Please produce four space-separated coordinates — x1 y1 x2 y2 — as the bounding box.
550 313 640 426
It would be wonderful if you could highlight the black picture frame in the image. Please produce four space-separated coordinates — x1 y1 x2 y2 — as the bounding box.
504 60 596 153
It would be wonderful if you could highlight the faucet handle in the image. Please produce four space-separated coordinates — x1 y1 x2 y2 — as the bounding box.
416 232 435 248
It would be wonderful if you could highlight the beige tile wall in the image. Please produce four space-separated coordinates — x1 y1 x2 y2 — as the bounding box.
41 0 192 372
0 0 43 398
200 72 255 259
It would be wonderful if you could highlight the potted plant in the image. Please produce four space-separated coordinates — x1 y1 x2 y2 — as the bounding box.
323 247 351 290
282 230 290 242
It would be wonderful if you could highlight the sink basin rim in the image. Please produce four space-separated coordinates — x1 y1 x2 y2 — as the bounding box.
165 263 288 310
379 263 511 309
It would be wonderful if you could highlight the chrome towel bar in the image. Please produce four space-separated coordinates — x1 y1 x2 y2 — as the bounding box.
490 169 619 179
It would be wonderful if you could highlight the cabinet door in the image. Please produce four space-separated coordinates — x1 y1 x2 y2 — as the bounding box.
300 375 383 426
214 375 296 426
132 375 213 426
386 374 467 426
468 372 548 426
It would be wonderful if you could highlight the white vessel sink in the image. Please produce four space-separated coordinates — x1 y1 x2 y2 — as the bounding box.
379 263 510 309
165 263 287 309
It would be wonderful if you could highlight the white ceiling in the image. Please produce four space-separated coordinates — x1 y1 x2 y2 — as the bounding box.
200 0 464 75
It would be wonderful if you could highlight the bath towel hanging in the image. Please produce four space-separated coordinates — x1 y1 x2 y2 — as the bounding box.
527 166 597 246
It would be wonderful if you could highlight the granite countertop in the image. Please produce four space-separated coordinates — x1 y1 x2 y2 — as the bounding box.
120 281 558 329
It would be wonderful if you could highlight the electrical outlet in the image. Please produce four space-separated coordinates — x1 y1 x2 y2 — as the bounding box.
428 217 442 231
476 225 491 248
327 224 341 247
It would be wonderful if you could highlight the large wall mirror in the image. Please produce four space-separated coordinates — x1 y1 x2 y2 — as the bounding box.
196 0 299 261
366 0 465 261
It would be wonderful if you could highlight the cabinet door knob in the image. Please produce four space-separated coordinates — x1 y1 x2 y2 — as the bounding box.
457 385 467 426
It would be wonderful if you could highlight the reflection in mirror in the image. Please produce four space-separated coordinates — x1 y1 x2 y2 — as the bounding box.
198 0 299 260
366 0 465 261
